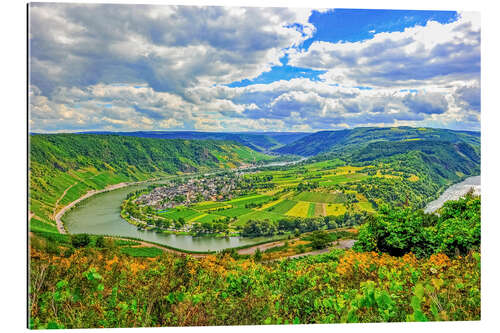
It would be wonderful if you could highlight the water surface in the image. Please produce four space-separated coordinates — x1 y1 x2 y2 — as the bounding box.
424 176 480 213
64 180 278 252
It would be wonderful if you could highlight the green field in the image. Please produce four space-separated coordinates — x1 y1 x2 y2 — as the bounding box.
192 202 232 211
228 195 272 207
355 201 375 213
195 214 225 223
320 173 369 185
234 210 283 225
215 207 254 218
294 191 346 203
30 218 58 233
120 246 164 257
265 199 297 214
307 203 316 217
159 208 201 220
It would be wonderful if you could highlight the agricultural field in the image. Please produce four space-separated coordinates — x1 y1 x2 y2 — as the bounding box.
123 159 391 236
294 191 345 203
286 201 311 217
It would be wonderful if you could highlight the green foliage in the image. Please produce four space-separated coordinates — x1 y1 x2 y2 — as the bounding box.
95 236 105 248
120 246 163 257
71 234 91 248
276 126 480 156
29 245 480 328
309 230 331 249
354 194 480 258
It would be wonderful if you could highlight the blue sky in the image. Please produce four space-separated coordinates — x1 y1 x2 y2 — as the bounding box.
29 5 480 132
228 9 460 88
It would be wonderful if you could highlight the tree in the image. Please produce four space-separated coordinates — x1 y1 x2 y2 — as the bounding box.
71 234 91 248
309 230 331 250
254 248 262 261
95 235 105 248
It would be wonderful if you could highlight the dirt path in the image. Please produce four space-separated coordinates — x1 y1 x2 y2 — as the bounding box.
271 239 356 260
237 240 287 255
53 182 77 219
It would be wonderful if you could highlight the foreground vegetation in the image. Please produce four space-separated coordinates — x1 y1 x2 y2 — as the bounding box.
29 244 480 328
28 128 481 328
29 195 480 328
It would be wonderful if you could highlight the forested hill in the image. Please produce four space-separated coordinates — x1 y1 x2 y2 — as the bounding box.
29 134 270 226
275 127 480 156
76 131 309 153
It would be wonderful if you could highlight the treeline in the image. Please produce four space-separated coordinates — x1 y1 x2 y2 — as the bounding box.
241 212 370 237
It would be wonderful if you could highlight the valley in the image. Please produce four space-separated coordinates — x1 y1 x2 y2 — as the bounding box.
28 126 482 328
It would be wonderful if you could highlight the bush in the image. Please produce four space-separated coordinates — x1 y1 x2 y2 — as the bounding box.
309 230 331 249
95 236 105 248
354 194 480 258
71 234 91 248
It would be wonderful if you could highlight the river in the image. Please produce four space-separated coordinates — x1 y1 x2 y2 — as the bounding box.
424 176 481 213
63 161 306 252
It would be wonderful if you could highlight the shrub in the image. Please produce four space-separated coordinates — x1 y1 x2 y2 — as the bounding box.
95 236 105 248
71 234 91 248
309 230 331 249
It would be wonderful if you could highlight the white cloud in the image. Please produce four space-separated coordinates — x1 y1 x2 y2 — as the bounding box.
29 3 314 96
288 12 480 89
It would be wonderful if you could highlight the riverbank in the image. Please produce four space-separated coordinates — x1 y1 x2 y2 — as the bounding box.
55 179 159 234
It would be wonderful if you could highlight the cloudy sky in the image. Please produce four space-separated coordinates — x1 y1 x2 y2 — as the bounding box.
28 4 480 133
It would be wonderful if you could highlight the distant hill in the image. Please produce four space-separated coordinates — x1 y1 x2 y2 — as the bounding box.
29 134 271 225
75 131 310 153
275 127 480 156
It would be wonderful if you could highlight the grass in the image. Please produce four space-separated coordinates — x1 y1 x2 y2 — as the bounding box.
325 203 347 216
113 239 141 246
265 199 297 214
307 203 316 217
30 218 58 233
193 202 232 211
321 173 368 184
294 191 346 203
228 195 272 207
235 210 283 225
195 214 225 223
215 207 253 218
286 201 311 218
355 201 375 213
120 246 164 257
159 208 201 220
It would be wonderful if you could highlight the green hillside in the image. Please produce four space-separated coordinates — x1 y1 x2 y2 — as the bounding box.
29 134 271 228
275 127 480 156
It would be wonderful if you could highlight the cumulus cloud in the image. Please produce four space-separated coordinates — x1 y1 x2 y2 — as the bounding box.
288 12 480 88
29 3 314 96
29 4 480 133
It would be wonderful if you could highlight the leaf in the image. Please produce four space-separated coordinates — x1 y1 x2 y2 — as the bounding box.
414 283 425 299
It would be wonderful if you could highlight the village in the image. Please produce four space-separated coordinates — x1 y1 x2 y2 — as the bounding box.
134 173 243 209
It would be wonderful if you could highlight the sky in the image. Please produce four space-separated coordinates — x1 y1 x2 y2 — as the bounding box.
28 4 480 133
